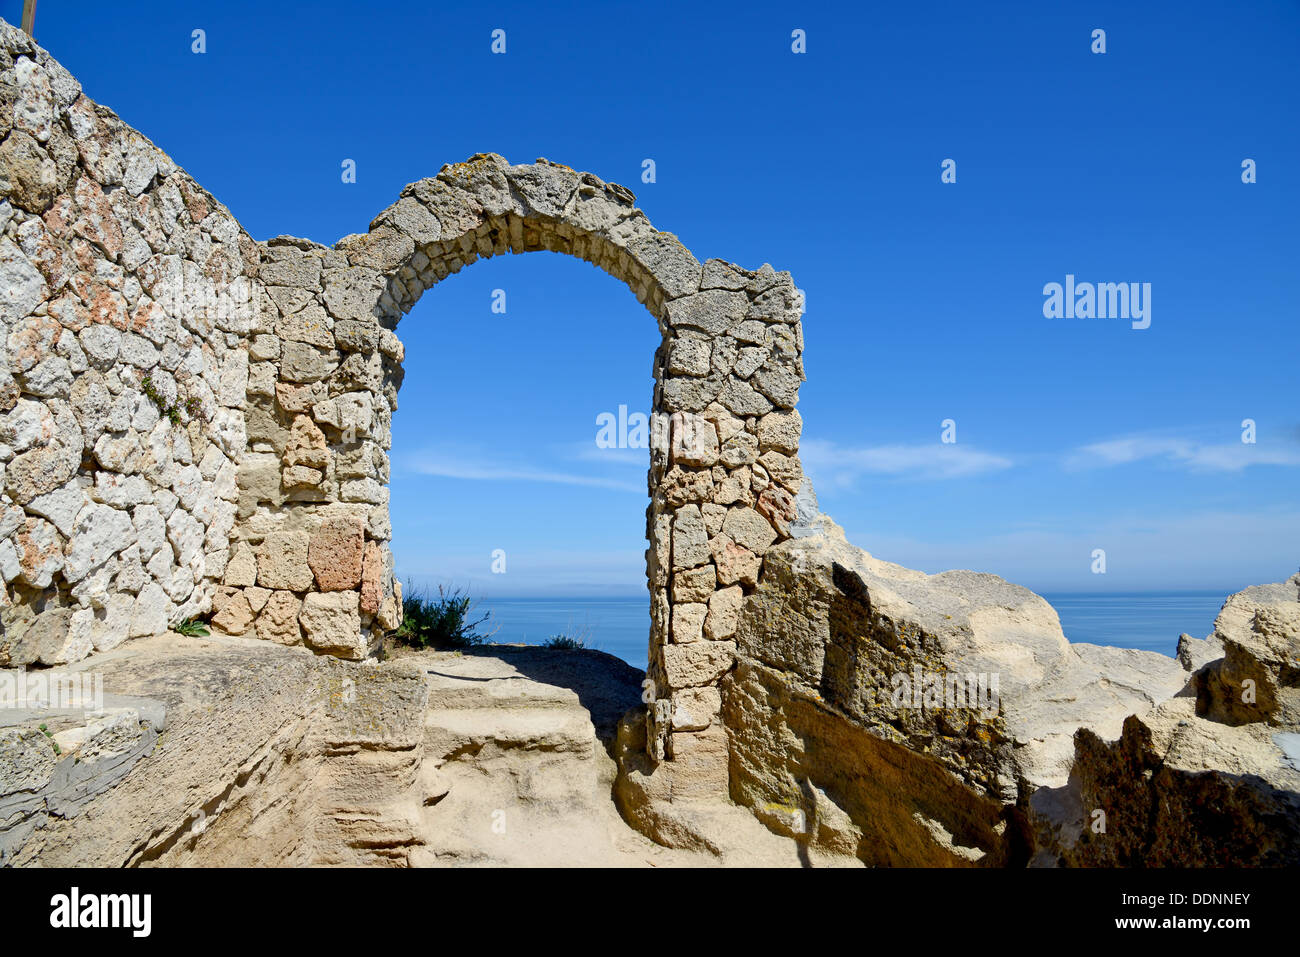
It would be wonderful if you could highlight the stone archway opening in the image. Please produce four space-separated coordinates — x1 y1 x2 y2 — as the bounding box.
224 154 808 762
381 243 662 642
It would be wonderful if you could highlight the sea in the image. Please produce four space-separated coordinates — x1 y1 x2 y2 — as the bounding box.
475 591 1231 671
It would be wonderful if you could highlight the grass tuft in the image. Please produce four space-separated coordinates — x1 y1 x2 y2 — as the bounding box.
541 623 591 650
395 583 494 650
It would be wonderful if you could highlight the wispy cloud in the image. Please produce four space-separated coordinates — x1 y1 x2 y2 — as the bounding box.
1066 435 1300 472
800 438 1013 485
399 452 642 492
573 443 649 467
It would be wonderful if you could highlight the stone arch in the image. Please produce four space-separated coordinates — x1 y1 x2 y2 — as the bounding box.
228 153 807 756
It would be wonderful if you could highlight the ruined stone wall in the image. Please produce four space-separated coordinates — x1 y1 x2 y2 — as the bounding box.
215 151 810 765
0 21 253 665
0 21 809 766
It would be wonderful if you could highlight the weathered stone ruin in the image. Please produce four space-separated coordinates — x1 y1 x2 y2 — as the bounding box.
1 18 1296 866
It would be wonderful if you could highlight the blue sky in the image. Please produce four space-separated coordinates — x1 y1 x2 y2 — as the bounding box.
18 0 1298 596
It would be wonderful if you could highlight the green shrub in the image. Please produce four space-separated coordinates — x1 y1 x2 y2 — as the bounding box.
395 584 492 649
542 635 586 650
173 617 210 637
541 626 590 650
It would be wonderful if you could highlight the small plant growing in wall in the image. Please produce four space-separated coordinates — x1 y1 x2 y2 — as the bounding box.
172 617 210 637
38 723 61 756
139 372 208 428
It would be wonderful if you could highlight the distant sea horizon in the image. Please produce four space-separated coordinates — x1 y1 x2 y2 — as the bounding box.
466 590 1233 671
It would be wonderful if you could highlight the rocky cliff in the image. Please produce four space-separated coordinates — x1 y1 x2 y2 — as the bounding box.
674 482 1300 865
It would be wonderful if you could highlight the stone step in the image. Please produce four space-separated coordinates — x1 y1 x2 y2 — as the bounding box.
417 698 617 866
423 706 596 761
414 754 618 867
423 673 580 712
404 648 779 866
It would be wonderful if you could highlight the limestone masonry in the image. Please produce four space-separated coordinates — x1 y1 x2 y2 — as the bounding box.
0 18 806 767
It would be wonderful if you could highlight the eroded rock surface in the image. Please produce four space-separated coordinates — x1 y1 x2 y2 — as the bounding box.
2 634 426 866
1028 576 1300 866
0 635 808 867
699 482 1300 866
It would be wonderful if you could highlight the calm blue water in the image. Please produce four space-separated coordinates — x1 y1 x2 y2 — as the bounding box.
1042 591 1226 657
477 591 1229 669
477 598 651 669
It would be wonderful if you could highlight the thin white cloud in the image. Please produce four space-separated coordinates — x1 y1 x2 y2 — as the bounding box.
800 438 1014 485
400 453 642 492
573 443 649 467
1067 436 1300 472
